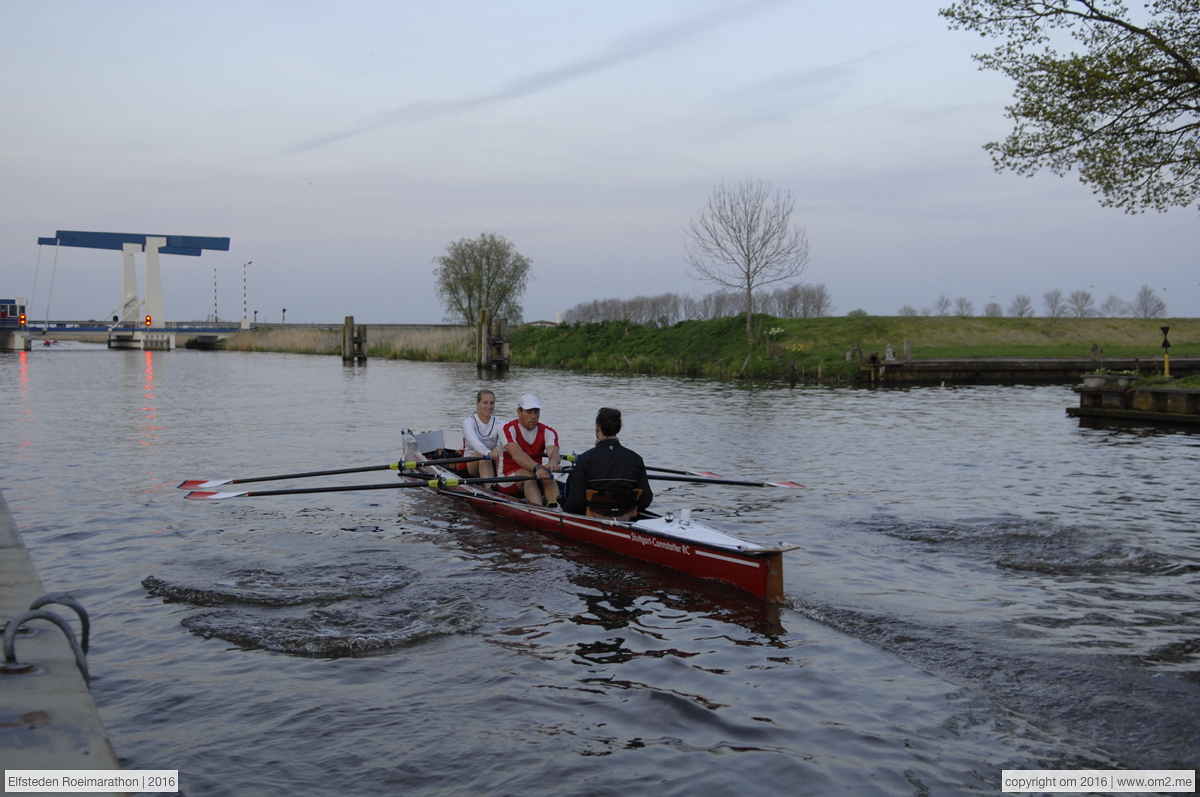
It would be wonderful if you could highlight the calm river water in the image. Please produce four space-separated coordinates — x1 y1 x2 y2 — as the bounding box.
3 345 1198 795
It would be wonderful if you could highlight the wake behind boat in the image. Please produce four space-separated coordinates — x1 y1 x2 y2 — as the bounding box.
397 430 798 602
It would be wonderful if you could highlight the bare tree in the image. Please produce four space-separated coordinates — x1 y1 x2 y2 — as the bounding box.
800 284 833 317
984 302 1003 317
1008 294 1035 317
562 292 688 326
773 285 804 318
955 296 975 316
680 294 700 321
1132 285 1168 318
696 291 741 320
898 305 919 316
1068 290 1096 318
934 295 953 316
1099 295 1129 317
685 179 811 341
1043 289 1066 318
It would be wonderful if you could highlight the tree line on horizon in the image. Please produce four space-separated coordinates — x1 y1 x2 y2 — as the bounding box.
561 284 833 327
900 285 1169 319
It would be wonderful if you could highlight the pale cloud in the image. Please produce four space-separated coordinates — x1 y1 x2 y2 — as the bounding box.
289 0 791 154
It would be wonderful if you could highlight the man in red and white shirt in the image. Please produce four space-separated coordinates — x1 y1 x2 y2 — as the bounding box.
500 393 562 506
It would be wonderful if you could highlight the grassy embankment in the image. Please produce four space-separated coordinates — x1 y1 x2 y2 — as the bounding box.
222 326 472 361
510 315 1200 382
214 315 1199 384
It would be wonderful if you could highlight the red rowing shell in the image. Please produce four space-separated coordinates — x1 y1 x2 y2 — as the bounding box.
433 484 789 602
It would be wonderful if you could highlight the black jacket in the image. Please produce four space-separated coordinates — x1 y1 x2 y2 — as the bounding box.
563 438 653 516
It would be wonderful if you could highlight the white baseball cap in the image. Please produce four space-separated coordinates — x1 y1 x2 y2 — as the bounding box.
518 393 541 410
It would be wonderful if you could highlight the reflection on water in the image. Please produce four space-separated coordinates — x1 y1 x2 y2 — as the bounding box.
15 350 34 455
3 350 1197 794
140 350 161 448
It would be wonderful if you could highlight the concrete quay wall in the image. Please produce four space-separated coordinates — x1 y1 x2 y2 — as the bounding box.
0 492 121 773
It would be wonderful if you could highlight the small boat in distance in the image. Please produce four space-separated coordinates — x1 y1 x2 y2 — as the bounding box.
398 430 798 603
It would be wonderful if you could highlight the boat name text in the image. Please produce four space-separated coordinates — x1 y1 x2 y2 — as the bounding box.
630 532 690 556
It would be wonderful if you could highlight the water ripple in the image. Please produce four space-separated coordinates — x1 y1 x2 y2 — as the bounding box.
142 563 415 607
180 600 482 657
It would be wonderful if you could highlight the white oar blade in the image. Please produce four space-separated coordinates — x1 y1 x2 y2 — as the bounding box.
178 478 232 490
767 481 805 489
185 490 248 501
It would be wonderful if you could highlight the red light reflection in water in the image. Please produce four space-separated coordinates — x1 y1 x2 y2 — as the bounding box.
141 350 170 493
17 350 35 453
141 350 163 446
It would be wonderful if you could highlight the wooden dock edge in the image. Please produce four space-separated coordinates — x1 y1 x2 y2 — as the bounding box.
0 490 122 773
1069 383 1200 426
1067 406 1200 425
863 356 1200 386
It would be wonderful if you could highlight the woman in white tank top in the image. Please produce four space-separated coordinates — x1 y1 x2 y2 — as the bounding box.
462 389 502 478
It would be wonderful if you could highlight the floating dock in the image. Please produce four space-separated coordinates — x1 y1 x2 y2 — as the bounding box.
1067 382 1200 425
862 356 1200 387
0 491 121 772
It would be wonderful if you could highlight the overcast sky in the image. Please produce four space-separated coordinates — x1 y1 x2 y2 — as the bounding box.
2 0 1196 325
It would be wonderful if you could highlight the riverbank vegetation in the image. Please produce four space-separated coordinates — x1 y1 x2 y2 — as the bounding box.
222 326 472 361
212 315 1197 384
1133 373 1200 389
510 315 1200 381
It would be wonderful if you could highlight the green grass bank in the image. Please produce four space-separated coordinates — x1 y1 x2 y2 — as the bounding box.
215 315 1198 383
509 315 1200 382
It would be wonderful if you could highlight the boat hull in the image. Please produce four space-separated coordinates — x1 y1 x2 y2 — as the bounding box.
454 491 786 601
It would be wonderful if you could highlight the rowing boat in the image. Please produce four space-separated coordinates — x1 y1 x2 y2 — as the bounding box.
399 430 798 603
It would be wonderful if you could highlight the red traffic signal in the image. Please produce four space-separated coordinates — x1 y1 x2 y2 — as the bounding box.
145 315 152 327
19 313 26 326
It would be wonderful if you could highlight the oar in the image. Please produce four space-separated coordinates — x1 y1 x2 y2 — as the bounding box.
177 456 489 490
646 466 723 478
565 454 720 479
646 474 804 489
559 467 803 489
185 474 538 501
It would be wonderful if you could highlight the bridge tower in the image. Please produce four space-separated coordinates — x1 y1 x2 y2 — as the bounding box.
36 231 231 350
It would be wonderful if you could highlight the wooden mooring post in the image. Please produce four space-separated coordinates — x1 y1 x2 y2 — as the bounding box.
342 316 367 363
476 309 510 370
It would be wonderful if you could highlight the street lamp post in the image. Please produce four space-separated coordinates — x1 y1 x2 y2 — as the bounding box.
241 261 252 329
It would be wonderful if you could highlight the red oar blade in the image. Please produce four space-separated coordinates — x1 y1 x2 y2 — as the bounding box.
185 490 248 500
178 479 232 490
766 481 805 489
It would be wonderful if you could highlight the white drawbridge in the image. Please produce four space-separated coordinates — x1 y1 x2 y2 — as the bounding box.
35 231 231 348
